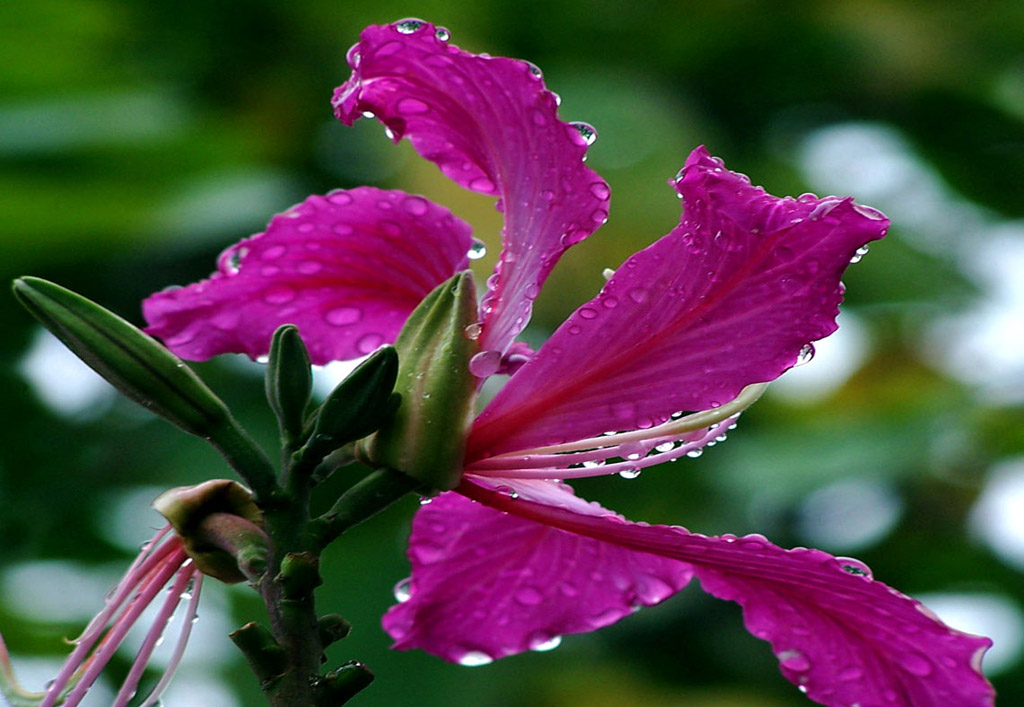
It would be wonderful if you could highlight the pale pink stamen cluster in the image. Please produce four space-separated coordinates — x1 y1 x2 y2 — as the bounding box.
41 525 202 707
467 383 767 479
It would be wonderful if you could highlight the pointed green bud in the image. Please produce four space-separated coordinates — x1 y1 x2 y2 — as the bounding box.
154 480 269 584
362 272 478 491
294 346 399 468
12 278 278 498
12 277 232 437
265 325 313 444
313 662 374 706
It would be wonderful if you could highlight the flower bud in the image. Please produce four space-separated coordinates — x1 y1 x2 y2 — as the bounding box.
361 272 478 491
265 324 313 444
12 277 234 439
154 480 269 584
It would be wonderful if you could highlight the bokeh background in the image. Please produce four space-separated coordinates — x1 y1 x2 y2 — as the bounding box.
2 1 1023 705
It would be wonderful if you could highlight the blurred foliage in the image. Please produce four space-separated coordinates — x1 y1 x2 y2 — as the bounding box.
2 1 1023 706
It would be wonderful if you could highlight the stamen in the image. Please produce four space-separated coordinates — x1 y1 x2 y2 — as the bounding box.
139 572 203 707
46 545 189 707
113 561 196 707
469 383 766 475
469 419 731 479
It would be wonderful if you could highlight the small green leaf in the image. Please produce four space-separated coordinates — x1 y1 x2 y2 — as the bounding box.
265 325 313 445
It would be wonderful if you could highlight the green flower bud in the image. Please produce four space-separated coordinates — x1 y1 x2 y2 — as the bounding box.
12 277 232 438
362 272 478 491
294 346 400 470
265 324 313 444
154 480 269 584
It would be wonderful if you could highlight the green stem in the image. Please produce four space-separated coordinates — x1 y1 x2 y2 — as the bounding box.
208 417 279 502
307 468 419 552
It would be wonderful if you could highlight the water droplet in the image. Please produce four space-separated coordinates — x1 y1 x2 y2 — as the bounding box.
469 176 496 193
463 322 482 340
469 350 502 378
356 333 384 354
778 649 811 672
393 577 413 603
434 26 451 41
795 343 815 366
394 19 426 34
418 496 433 505
403 196 429 215
849 244 871 264
579 307 598 320
397 97 430 115
569 121 597 146
838 666 863 681
899 652 933 677
361 110 376 119
525 61 543 79
529 632 562 652
467 239 487 260
328 191 353 205
655 442 676 453
619 467 641 479
514 586 543 606
589 181 610 200
457 650 493 667
225 249 245 273
346 44 361 67
582 460 604 468
325 306 362 327
685 448 703 458
852 203 886 221
261 245 287 260
264 286 296 305
837 557 873 580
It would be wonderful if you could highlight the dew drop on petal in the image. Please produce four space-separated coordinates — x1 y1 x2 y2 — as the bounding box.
397 97 430 115
898 652 934 677
467 239 487 260
853 203 886 221
589 181 610 200
457 650 494 667
529 632 563 652
778 649 811 672
463 322 483 340
569 122 597 146
394 19 426 34
264 286 296 305
434 26 451 41
513 586 543 606
393 577 412 603
849 244 871 264
795 343 815 367
356 333 384 354
403 196 429 216
469 350 502 378
619 467 641 479
325 306 362 327
578 307 598 320
685 448 703 458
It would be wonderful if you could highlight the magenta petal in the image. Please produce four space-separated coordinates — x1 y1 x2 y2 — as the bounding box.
143 187 472 364
458 480 995 707
333 20 610 355
382 479 693 663
468 146 888 456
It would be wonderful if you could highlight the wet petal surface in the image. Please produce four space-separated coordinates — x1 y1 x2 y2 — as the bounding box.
383 479 693 663
456 480 994 707
334 20 610 356
468 146 888 457
143 187 472 364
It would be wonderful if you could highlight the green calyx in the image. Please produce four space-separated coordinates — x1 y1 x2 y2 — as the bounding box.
362 272 479 491
266 325 313 446
154 480 269 584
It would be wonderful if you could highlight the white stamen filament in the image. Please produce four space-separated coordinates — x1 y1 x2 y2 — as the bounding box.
472 383 767 465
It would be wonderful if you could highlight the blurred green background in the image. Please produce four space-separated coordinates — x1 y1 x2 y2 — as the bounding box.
2 1 1023 705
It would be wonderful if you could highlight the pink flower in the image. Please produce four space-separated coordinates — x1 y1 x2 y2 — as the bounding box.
0 526 202 707
141 20 995 706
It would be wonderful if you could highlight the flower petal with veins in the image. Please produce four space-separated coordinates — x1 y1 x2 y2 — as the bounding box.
143 187 472 364
468 147 888 457
428 479 993 707
334 20 610 356
383 480 693 663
